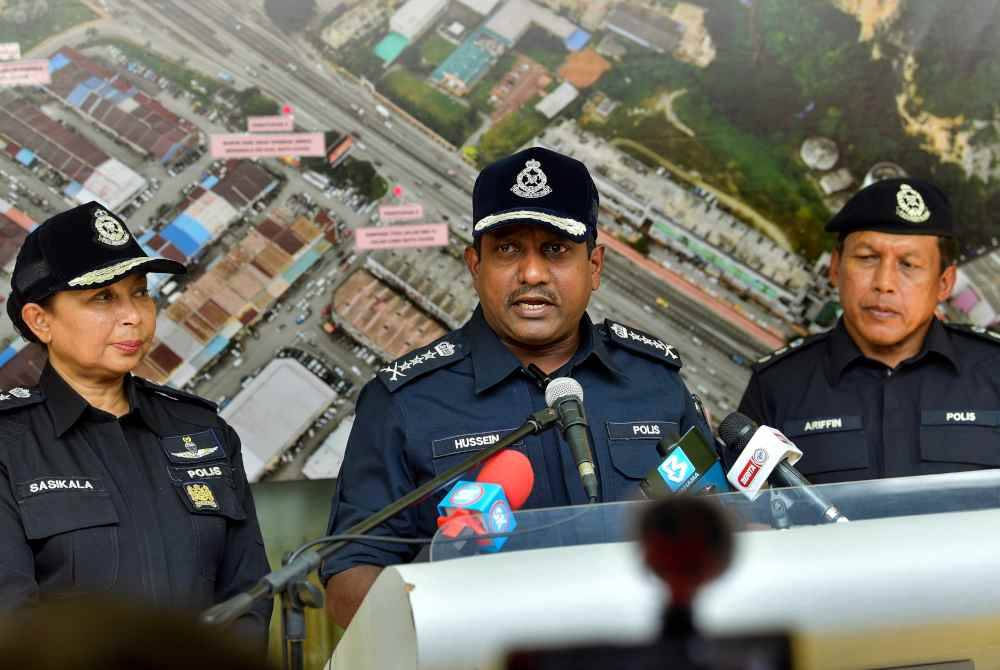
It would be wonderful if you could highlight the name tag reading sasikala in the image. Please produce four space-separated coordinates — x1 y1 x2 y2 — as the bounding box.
16 476 105 499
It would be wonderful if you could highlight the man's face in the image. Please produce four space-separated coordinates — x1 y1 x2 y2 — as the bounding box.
465 224 604 349
830 231 956 351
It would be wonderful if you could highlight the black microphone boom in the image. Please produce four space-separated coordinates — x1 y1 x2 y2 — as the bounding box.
545 377 600 503
201 405 560 664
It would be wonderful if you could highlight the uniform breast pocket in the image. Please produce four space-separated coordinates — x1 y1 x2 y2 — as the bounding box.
605 420 676 482
17 487 120 594
428 427 524 480
919 410 1000 473
172 477 246 582
782 416 869 484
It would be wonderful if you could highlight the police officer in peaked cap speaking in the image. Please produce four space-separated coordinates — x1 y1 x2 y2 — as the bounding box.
0 202 271 643
739 178 1000 487
321 146 714 629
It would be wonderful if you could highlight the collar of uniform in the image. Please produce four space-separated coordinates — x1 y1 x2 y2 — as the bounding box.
123 374 163 435
465 306 527 395
828 317 960 384
42 363 158 437
41 362 89 437
465 306 624 395
581 316 626 380
913 318 961 374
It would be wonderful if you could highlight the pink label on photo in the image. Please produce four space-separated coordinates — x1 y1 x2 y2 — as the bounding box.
355 223 449 250
0 43 21 61
247 115 295 133
377 203 424 223
0 59 51 87
209 132 326 159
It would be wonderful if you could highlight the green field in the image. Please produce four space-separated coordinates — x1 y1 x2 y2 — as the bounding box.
476 105 549 167
515 25 567 72
0 1 96 54
380 68 479 146
420 34 455 69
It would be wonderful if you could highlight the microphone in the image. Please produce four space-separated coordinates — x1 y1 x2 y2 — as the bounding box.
640 427 731 498
718 412 848 523
436 449 534 551
545 377 599 503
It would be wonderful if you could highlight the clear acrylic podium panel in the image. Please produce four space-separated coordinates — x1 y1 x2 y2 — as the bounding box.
430 469 1000 561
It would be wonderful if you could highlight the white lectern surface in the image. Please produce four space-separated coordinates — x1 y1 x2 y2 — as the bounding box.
329 506 1000 670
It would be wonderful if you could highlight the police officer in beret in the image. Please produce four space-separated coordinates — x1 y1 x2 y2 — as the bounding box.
0 202 271 641
322 147 712 628
739 178 1000 485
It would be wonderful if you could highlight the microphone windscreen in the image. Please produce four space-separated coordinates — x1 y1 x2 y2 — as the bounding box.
717 412 757 455
478 449 534 510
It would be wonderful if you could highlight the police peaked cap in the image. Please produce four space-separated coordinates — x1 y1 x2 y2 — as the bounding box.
7 201 186 342
825 178 954 238
473 146 599 243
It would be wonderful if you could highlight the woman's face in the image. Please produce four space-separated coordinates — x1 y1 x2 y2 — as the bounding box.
26 273 156 380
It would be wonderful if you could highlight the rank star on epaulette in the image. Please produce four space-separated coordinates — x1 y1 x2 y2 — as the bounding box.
605 320 681 366
0 387 44 411
753 332 827 370
377 339 465 392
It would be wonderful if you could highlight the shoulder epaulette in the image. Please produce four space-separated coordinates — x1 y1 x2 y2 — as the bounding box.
377 337 467 393
0 386 44 412
944 322 1000 345
602 319 682 368
133 376 218 412
753 332 827 371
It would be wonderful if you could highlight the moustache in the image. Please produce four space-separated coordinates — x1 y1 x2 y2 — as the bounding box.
506 286 560 308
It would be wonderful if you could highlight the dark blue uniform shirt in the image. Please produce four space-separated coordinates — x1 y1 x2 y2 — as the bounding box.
0 364 271 642
739 318 1000 484
320 307 711 580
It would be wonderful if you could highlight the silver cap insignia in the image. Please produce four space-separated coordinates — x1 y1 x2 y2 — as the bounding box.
895 183 930 223
511 159 552 199
93 209 130 246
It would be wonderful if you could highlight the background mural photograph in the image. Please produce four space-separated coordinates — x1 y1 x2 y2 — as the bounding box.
0 0 997 664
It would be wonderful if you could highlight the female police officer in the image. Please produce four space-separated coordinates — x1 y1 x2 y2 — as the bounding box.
0 202 271 640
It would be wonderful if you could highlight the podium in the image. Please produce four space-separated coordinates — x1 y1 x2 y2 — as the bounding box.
328 471 1000 669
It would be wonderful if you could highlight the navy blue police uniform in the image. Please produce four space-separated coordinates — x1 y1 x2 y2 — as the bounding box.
739 179 1000 484
0 202 271 641
320 147 711 581
0 369 272 637
320 308 711 576
740 320 1000 483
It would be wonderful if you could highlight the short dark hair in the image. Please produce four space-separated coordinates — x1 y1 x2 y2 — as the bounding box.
835 232 959 273
471 234 597 256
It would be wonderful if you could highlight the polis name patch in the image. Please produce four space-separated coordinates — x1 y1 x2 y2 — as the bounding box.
606 421 677 441
432 428 521 459
783 415 862 437
168 464 230 484
160 429 226 464
922 410 1000 427
17 476 104 499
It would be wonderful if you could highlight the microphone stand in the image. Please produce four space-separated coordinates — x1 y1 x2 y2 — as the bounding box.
201 406 560 670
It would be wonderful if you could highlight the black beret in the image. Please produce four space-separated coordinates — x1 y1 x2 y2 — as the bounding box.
825 178 953 238
7 201 185 342
473 146 599 243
